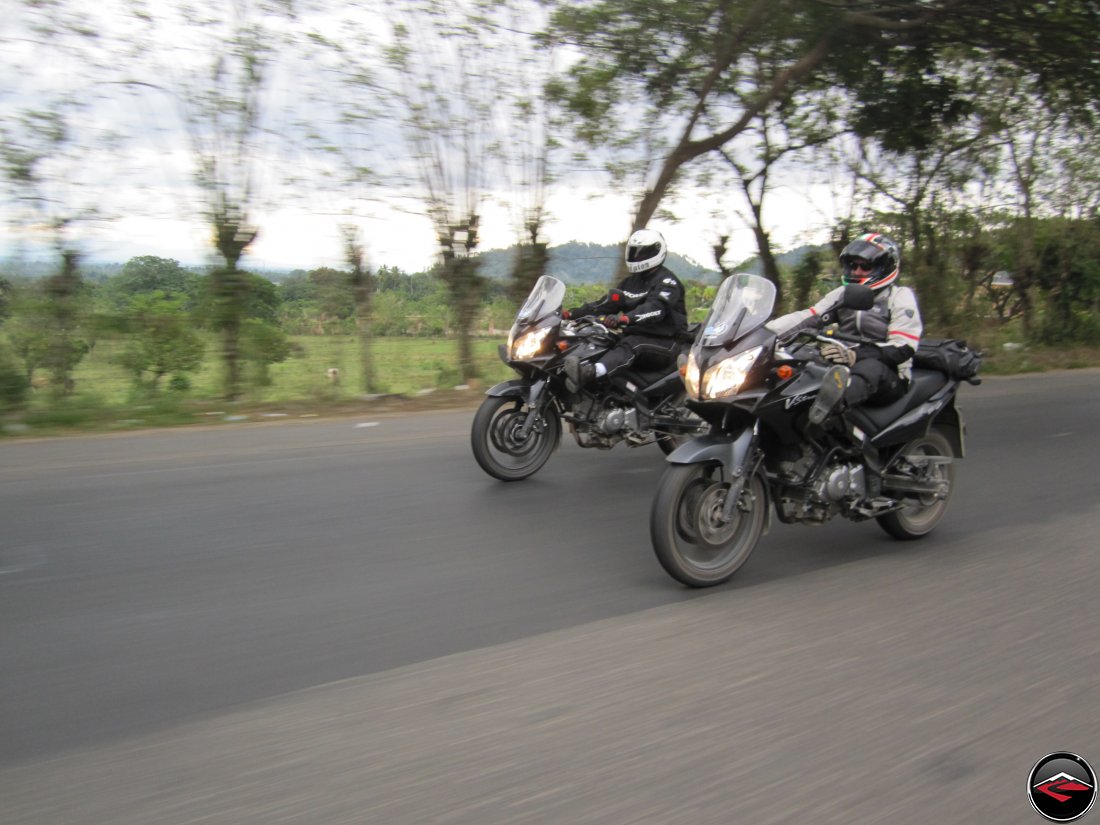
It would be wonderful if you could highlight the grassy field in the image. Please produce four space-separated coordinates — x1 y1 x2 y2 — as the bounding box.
4 335 517 434
73 335 514 401
4 330 1100 436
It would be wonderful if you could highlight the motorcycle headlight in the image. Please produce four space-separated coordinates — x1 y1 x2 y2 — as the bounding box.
510 326 553 360
682 350 701 398
701 346 762 400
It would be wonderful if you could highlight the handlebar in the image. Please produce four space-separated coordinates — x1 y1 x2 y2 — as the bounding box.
563 316 620 336
778 327 863 347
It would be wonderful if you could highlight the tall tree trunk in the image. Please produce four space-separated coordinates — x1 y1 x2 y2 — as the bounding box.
747 199 784 314
510 220 549 307
343 226 380 394
44 249 85 394
438 219 487 384
449 257 485 384
212 209 257 401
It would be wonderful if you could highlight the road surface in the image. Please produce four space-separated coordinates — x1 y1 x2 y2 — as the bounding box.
2 371 1098 823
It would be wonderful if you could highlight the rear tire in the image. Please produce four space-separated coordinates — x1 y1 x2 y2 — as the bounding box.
655 401 706 455
471 395 561 481
650 462 766 587
657 432 690 455
876 428 954 540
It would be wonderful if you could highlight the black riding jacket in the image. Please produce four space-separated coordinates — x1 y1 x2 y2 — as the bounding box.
570 264 688 338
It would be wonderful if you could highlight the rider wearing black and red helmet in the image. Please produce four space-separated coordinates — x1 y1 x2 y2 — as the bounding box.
769 232 922 424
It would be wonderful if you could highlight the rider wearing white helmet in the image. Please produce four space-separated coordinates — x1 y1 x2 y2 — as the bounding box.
562 228 688 392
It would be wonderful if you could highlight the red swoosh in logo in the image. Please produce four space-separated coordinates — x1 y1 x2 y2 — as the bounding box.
1036 777 1093 803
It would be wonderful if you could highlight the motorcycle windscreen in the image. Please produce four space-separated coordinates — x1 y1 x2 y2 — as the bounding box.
515 275 566 325
699 273 776 347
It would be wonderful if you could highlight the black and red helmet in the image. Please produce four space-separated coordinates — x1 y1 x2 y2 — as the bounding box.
840 233 900 291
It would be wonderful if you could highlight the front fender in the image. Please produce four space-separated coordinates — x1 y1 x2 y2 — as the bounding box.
665 427 771 536
486 378 532 400
665 428 755 474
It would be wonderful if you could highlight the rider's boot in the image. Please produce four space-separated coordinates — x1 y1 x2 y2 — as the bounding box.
563 356 596 394
808 365 850 426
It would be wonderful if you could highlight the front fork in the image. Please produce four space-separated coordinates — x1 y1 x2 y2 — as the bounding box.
665 421 767 526
485 375 554 440
517 378 550 440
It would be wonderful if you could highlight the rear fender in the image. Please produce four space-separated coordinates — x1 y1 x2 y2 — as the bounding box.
933 402 966 458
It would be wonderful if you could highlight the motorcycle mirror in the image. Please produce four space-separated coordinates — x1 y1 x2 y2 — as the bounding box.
841 284 875 311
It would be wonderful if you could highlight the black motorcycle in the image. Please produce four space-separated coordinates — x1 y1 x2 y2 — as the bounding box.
471 275 705 481
649 273 981 587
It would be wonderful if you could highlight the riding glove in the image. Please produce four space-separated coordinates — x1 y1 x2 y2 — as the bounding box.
820 341 857 366
602 313 630 329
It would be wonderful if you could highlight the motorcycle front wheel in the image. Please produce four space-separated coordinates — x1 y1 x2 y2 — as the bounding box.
471 395 561 481
876 428 955 540
650 462 767 587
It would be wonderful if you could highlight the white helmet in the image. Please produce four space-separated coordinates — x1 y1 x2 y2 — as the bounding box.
625 228 667 274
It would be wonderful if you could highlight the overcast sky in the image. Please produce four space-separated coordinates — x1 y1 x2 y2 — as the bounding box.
0 0 847 274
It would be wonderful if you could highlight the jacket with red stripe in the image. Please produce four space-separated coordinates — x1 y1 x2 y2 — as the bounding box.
768 284 922 380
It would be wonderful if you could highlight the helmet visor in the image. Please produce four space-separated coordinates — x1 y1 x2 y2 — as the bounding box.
840 239 886 266
627 243 662 263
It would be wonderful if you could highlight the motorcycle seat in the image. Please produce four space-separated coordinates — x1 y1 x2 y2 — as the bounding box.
846 368 949 434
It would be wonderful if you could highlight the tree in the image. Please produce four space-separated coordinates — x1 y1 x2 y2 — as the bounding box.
548 0 1100 242
2 1 151 391
105 256 200 309
114 292 205 390
385 0 501 382
239 318 293 388
125 0 298 399
492 1 559 305
342 224 383 392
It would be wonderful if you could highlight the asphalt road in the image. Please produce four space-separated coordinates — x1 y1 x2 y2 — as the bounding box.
1 371 1098 824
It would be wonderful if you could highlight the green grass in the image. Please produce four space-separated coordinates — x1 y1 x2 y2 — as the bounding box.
3 335 516 436
6 331 1100 437
66 334 513 402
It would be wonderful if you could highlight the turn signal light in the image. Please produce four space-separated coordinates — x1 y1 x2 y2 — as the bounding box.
556 341 569 352
775 365 794 380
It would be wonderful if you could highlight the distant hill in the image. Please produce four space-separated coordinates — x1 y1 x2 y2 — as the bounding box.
477 241 721 285
3 241 830 286
730 243 830 276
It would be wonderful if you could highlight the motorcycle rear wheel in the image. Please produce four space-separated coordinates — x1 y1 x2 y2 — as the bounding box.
876 428 955 540
471 395 561 481
656 432 692 455
650 462 766 587
655 405 707 455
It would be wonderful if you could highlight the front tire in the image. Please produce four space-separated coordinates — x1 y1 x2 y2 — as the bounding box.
471 395 561 481
650 463 767 587
876 428 955 540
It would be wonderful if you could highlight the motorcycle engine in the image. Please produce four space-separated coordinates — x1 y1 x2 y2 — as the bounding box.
566 397 637 450
596 404 637 435
776 447 868 524
813 463 867 502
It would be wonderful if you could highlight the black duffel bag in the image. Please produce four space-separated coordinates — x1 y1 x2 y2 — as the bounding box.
913 338 983 384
